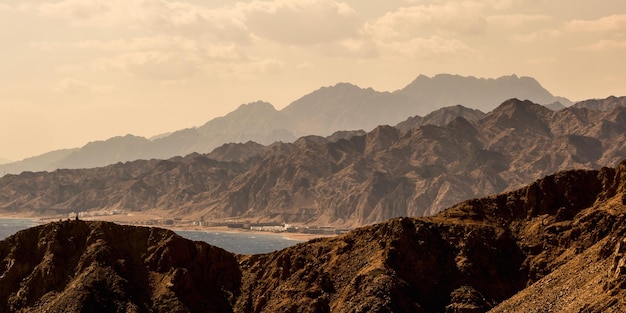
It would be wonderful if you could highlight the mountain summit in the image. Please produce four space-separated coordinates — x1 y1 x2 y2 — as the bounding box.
397 74 571 114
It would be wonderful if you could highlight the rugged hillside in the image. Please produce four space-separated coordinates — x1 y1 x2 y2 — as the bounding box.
0 74 570 176
235 160 626 312
0 220 240 312
3 161 626 312
395 104 486 131
573 95 626 111
0 98 624 227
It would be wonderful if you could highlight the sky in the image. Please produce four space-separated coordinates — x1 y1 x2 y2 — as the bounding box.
0 0 625 161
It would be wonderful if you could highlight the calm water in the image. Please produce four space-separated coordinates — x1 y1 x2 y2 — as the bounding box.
0 218 39 240
0 218 302 254
175 230 303 254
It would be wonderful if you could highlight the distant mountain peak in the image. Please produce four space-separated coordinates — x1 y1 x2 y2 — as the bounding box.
397 74 570 115
299 82 371 98
495 98 552 114
332 82 362 89
233 100 276 112
396 104 485 131
481 98 554 137
498 97 535 108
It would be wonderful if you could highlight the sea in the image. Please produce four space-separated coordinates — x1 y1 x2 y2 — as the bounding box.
0 218 303 255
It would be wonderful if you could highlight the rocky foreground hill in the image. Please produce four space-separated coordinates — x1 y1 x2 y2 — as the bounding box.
0 97 624 227
3 160 626 312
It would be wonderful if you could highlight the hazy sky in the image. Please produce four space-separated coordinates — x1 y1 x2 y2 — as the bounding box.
1 0 625 161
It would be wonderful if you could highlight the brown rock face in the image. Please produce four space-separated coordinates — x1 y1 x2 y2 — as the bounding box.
3 162 626 312
0 221 241 312
235 160 626 312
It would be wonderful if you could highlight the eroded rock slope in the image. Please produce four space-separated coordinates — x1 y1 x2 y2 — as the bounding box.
3 161 626 312
0 221 240 312
235 160 626 312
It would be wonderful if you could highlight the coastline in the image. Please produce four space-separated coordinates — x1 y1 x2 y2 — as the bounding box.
167 225 335 242
0 213 336 242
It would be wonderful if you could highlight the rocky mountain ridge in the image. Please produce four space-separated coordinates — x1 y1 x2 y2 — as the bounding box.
573 95 626 111
0 97 624 227
0 74 569 176
395 104 486 131
2 160 626 312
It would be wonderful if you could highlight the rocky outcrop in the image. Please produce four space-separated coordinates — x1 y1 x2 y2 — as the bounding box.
0 220 241 312
233 160 626 312
4 161 626 312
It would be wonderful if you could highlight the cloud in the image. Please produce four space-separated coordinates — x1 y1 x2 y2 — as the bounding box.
34 0 362 46
139 1 250 42
336 39 378 57
0 2 41 12
54 79 112 94
38 0 119 26
527 57 558 65
36 0 251 43
362 3 487 58
92 52 202 81
486 14 552 28
72 36 244 61
29 41 62 51
240 0 361 45
296 62 315 70
366 3 487 41
579 40 626 51
566 14 626 32
387 36 477 58
208 58 284 81
88 47 284 82
72 36 201 54
400 0 520 9
513 29 562 43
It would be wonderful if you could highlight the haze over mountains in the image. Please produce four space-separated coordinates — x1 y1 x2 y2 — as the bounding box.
0 96 624 227
0 74 570 176
2 70 626 312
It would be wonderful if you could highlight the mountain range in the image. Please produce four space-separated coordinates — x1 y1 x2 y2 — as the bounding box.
0 74 570 176
0 96 624 226
2 160 626 312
